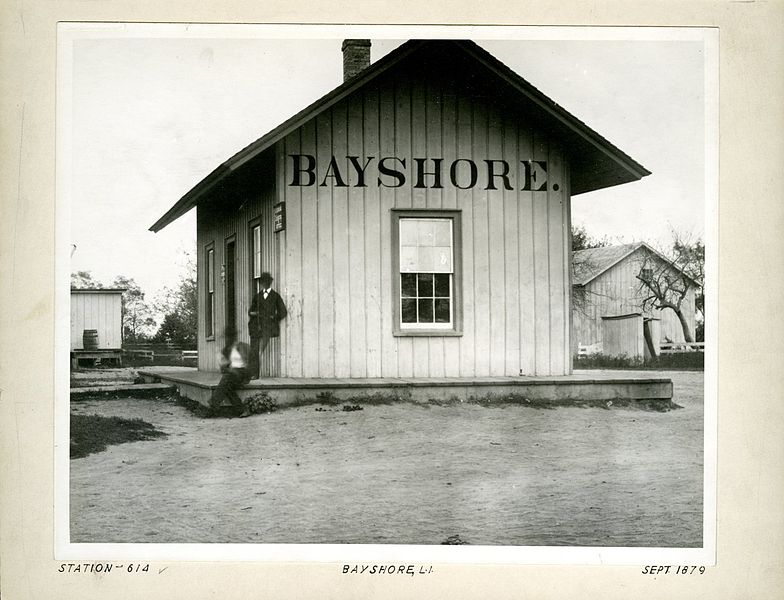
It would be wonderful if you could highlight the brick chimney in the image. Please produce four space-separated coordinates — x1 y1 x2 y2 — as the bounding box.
342 39 371 82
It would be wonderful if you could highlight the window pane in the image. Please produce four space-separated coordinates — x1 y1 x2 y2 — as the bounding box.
401 273 417 297
434 273 451 297
416 246 436 272
400 246 419 273
399 220 419 246
417 220 435 246
253 226 261 278
207 249 214 292
206 294 214 337
435 298 450 323
433 246 452 272
433 220 451 246
418 299 434 322
401 299 417 323
418 273 434 297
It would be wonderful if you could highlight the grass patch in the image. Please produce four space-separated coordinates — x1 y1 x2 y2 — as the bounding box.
575 351 704 370
71 414 167 459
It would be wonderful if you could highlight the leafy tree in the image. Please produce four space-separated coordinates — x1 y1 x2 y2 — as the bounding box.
112 275 156 342
152 253 197 346
71 270 103 289
572 225 611 252
154 312 196 346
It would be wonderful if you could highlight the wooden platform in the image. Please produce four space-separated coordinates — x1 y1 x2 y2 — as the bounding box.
70 383 175 397
137 367 673 408
70 349 123 368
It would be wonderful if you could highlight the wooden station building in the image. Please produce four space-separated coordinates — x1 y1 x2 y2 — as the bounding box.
151 39 650 380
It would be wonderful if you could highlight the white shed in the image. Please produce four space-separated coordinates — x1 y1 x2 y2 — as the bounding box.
70 288 124 351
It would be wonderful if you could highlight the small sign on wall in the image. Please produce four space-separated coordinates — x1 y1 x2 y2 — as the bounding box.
273 202 286 232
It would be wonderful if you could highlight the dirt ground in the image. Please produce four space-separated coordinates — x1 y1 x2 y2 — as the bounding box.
69 370 704 546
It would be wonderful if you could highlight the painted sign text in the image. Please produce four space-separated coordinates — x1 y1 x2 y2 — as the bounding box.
288 154 552 192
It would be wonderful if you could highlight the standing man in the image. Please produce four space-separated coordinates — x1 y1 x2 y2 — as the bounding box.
248 272 287 379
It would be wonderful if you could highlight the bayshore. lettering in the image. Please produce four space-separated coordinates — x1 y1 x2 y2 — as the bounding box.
288 154 550 192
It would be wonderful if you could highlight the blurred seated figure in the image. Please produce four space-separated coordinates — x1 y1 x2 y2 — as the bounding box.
209 327 252 418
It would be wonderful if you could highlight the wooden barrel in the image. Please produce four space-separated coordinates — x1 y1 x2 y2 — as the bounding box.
83 329 99 350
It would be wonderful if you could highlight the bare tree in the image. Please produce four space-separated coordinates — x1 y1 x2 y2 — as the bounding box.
634 234 703 343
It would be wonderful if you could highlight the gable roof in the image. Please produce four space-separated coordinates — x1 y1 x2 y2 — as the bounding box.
573 242 700 287
150 39 651 232
572 243 642 285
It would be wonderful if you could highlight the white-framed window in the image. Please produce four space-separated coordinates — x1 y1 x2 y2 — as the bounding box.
392 210 462 336
205 244 215 339
251 223 262 294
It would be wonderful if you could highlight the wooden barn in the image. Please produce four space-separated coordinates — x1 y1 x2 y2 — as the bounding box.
70 288 125 366
572 243 698 356
150 39 651 380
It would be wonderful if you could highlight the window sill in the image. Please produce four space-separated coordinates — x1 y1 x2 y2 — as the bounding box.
205 335 215 342
393 329 463 337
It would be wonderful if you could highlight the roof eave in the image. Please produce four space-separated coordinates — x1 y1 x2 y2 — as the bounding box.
149 41 428 232
149 164 231 232
573 243 644 286
457 42 651 191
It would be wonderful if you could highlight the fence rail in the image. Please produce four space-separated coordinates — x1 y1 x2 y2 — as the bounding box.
181 350 198 362
123 349 155 361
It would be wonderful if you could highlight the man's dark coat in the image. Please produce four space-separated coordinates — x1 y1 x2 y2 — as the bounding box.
248 290 287 338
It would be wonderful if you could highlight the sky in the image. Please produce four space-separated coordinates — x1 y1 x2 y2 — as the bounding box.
65 26 710 298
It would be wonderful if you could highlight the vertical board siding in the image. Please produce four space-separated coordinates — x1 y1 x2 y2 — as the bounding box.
425 78 445 378
331 101 352 378
393 78 414 378
363 84 383 378
70 291 123 350
315 112 336 377
502 115 521 377
456 94 476 377
532 133 552 375
486 103 506 376
206 65 574 378
347 93 368 378
470 98 491 376
547 145 567 375
276 67 571 377
282 132 303 378
377 78 397 377
299 120 320 376
440 83 461 377
409 78 430 378
517 124 537 375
